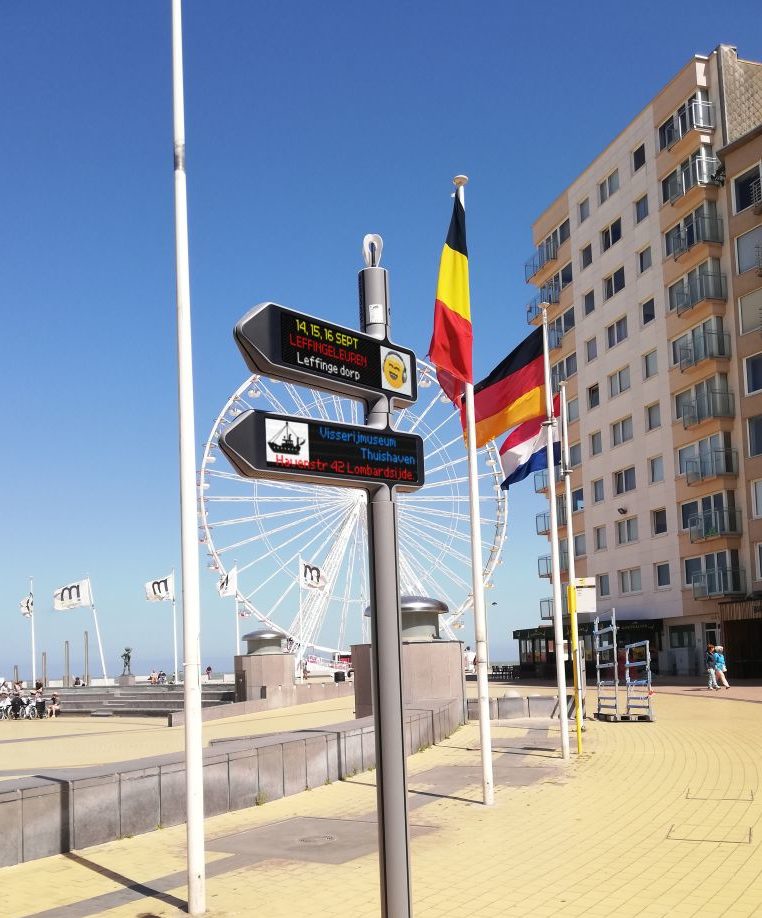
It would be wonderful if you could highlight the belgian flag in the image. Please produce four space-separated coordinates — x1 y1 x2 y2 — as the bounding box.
429 193 473 404
463 328 546 448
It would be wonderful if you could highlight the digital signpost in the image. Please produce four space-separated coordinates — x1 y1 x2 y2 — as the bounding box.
218 234 419 918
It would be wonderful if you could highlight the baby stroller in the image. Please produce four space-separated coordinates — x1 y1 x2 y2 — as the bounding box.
20 695 37 719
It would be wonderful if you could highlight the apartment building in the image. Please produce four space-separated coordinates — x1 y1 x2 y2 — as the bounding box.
516 45 762 678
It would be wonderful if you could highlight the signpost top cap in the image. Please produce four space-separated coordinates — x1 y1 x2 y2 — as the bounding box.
362 234 383 268
453 175 469 187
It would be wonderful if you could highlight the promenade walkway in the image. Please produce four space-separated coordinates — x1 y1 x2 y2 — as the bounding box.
2 690 761 917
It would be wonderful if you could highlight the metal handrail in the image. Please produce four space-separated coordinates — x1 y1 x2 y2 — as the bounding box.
671 215 724 258
691 567 745 599
538 551 569 577
664 100 714 148
540 595 568 620
525 238 559 281
526 283 561 324
673 272 727 314
533 466 563 492
668 156 719 203
685 448 738 484
681 389 734 427
536 506 567 534
678 330 730 370
688 508 742 542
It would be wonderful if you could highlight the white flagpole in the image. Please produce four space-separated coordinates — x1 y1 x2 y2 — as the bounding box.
234 560 240 656
457 175 494 807
171 0 206 911
298 556 304 680
30 577 37 685
88 580 108 682
542 309 570 760
171 570 179 684
559 383 584 746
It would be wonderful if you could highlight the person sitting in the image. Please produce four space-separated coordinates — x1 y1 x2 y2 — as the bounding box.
73 676 82 687
47 693 61 718
34 681 46 718
149 670 159 685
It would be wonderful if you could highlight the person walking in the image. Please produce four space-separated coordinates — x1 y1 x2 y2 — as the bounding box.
705 643 719 690
713 645 730 689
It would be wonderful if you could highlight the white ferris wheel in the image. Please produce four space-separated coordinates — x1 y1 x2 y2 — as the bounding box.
198 360 507 656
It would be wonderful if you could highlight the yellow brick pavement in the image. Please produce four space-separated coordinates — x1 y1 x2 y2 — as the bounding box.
2 691 762 918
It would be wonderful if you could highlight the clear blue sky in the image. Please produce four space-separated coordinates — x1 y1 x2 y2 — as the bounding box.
2 1 761 677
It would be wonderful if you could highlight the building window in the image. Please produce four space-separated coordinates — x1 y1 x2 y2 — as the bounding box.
734 165 761 213
588 383 600 409
594 526 607 550
752 479 762 517
641 298 655 325
649 455 664 483
737 226 762 274
643 350 658 379
655 562 670 587
569 442 582 467
559 219 570 244
638 246 652 273
607 316 628 348
590 430 603 456
598 573 611 597
669 624 696 648
560 262 573 287
646 402 661 431
608 366 630 398
739 289 762 334
619 568 642 593
581 244 593 269
599 169 620 204
616 517 638 545
567 397 579 422
574 533 587 557
601 218 622 252
633 144 646 172
586 337 598 362
604 267 625 300
572 487 584 512
579 198 590 223
635 194 649 223
749 415 762 457
652 508 667 535
614 466 636 494
584 290 595 315
745 354 762 395
611 416 633 447
593 478 604 502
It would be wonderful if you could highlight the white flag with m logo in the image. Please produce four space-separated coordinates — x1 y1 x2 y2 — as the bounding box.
145 573 174 602
301 560 327 590
54 578 92 611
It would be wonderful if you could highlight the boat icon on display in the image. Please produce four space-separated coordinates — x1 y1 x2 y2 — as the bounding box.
267 421 306 456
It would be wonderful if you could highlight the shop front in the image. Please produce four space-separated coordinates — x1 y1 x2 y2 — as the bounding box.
717 599 762 678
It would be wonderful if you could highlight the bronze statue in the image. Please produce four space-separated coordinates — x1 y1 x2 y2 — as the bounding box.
121 647 132 676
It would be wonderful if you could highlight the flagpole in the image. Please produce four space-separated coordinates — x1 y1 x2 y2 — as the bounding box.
171 0 206 910
542 309 570 760
234 559 240 656
171 570 179 684
457 176 495 807
88 580 108 682
30 577 37 686
298 556 304 681
559 382 583 754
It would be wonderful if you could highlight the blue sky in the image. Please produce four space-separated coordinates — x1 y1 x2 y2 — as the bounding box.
2 1 761 677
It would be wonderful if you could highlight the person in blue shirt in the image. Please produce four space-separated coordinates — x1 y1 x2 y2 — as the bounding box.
704 644 718 690
713 645 730 689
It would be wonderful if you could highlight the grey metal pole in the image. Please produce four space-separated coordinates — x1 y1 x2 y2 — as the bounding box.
42 652 47 688
13 664 19 684
359 235 413 918
64 641 71 689
84 631 89 685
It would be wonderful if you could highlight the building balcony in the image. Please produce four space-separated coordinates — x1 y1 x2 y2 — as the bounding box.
525 238 558 282
670 216 723 260
526 283 561 325
540 593 568 621
662 101 715 158
685 448 738 485
536 506 567 535
681 390 734 428
678 330 730 371
534 466 563 493
667 157 720 206
671 272 727 316
691 567 746 600
538 551 569 578
688 508 742 543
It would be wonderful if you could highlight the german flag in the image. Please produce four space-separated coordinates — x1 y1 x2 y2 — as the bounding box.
463 327 546 448
429 193 473 404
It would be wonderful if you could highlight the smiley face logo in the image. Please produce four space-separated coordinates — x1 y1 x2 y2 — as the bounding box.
382 351 406 389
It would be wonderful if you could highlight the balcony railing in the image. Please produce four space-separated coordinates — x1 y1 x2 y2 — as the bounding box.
536 505 568 534
679 330 730 370
667 156 720 203
671 215 724 258
526 283 561 324
534 466 563 493
681 389 734 428
538 551 569 578
525 238 558 282
663 101 715 149
752 177 762 214
672 272 727 315
685 448 738 484
692 567 745 599
688 508 742 542
540 594 568 621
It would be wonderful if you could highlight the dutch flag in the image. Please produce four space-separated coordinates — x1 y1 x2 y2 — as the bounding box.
499 411 561 490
